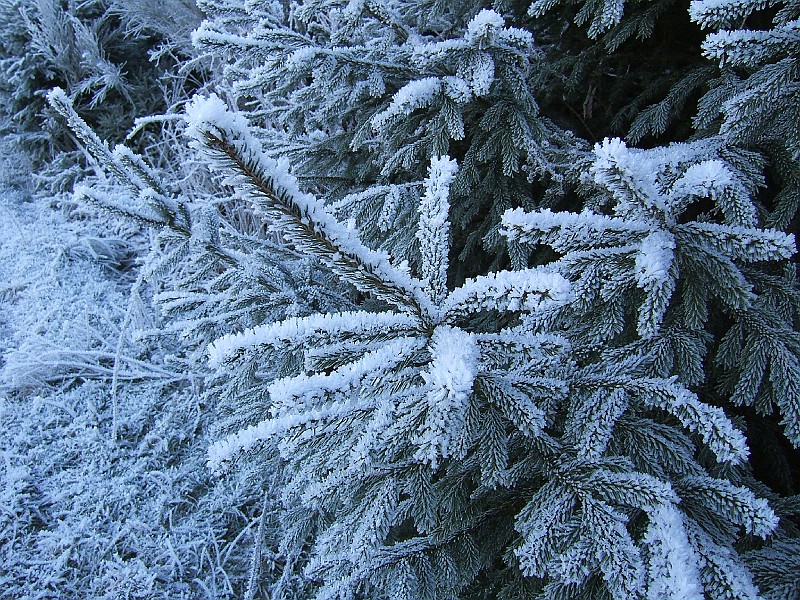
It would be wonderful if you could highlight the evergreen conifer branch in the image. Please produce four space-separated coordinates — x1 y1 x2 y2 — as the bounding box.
190 91 786 596
48 88 154 203
692 0 800 161
184 94 434 322
47 87 196 238
686 520 762 599
207 310 422 370
417 155 456 305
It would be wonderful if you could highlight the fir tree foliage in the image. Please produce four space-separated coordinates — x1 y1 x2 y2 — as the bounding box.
690 0 800 158
46 86 347 361
505 136 800 451
187 95 784 600
191 2 585 278
690 0 800 234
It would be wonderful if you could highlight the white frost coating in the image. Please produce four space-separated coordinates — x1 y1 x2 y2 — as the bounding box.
207 398 359 472
267 336 422 409
501 207 651 244
635 231 676 289
576 388 629 459
635 230 677 338
500 26 536 48
185 94 433 316
414 326 479 467
528 0 561 17
371 77 441 131
699 28 757 65
286 47 322 72
689 0 771 28
677 222 796 262
467 10 533 48
191 27 269 52
445 268 573 317
590 137 763 226
592 138 667 217
636 379 749 464
367 67 386 97
595 0 625 33
207 311 419 369
417 156 457 304
411 38 467 65
681 478 778 538
343 0 366 21
672 160 733 198
207 337 423 471
184 93 241 145
185 95 324 219
671 160 759 227
686 524 762 599
413 8 532 66
442 76 472 103
465 9 505 45
458 52 495 96
741 494 780 538
644 504 704 600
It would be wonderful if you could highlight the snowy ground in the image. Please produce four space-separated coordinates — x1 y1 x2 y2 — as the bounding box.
0 148 260 599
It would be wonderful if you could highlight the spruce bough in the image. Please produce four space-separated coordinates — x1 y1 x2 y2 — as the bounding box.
186 94 788 600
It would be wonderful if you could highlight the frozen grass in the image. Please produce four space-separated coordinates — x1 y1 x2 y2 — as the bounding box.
0 143 292 599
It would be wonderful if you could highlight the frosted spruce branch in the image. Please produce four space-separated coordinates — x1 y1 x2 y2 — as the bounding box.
207 310 421 370
48 86 320 297
47 88 192 236
417 155 456 305
501 137 795 338
184 94 434 322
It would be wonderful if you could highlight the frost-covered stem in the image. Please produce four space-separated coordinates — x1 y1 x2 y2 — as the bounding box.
125 113 185 142
244 490 271 600
48 89 266 275
2 350 192 392
111 273 146 442
48 88 191 233
575 375 750 465
417 156 457 305
199 128 429 322
47 88 186 230
48 88 161 206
